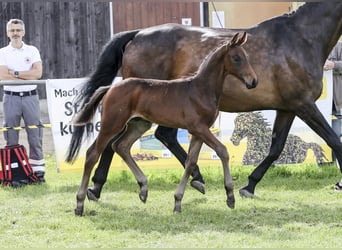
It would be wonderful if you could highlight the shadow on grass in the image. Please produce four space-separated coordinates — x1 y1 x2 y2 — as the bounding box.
68 165 342 236
5 162 339 203
82 193 342 236
101 163 340 193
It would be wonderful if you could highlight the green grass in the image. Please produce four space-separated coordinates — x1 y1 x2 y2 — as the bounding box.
1 154 342 248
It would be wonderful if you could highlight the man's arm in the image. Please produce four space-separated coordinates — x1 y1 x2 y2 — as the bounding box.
7 61 43 80
332 43 342 73
328 42 342 73
0 65 15 80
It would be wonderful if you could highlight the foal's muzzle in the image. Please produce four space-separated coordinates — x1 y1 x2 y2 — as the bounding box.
245 78 258 89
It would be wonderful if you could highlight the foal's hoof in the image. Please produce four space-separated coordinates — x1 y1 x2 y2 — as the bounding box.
239 187 255 198
173 206 182 214
87 188 99 201
190 180 205 194
139 190 148 203
74 208 83 216
227 196 235 209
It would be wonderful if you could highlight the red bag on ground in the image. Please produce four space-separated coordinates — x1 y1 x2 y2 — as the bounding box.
0 144 39 187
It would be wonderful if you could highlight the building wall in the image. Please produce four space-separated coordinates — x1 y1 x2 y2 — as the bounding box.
0 2 111 98
209 2 292 28
111 1 200 33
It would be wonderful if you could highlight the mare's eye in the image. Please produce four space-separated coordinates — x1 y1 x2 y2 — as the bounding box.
232 55 241 63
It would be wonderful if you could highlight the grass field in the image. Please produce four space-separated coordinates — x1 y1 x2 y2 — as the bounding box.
1 154 342 248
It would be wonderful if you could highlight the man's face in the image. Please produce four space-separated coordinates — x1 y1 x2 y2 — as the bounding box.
7 23 25 43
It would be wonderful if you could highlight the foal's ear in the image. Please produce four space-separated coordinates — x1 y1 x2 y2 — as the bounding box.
229 33 240 47
229 32 248 47
238 32 248 46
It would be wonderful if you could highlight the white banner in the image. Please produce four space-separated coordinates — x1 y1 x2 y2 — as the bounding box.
45 78 101 171
45 71 333 172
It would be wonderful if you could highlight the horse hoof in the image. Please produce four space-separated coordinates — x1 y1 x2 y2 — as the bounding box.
227 201 235 209
190 180 205 194
239 188 255 198
87 188 99 201
74 208 83 216
139 191 148 203
226 196 235 209
173 207 182 214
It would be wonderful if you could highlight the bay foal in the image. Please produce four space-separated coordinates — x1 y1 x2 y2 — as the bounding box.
71 32 257 215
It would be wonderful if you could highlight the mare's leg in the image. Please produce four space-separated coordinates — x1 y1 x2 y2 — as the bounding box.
113 121 152 203
296 103 342 168
155 126 206 194
87 137 115 201
174 136 203 213
240 111 295 197
75 141 101 216
88 118 151 201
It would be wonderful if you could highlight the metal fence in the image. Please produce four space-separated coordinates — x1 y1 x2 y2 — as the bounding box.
0 80 47 86
0 80 50 131
0 80 47 101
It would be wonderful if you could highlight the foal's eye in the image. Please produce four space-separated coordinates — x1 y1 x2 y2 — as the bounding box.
232 55 241 63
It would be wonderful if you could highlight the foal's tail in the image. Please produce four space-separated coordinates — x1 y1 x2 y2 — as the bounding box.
66 86 111 163
73 86 111 125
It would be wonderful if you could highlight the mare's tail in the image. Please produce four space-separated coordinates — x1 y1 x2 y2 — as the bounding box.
74 29 140 109
66 29 139 163
66 86 111 163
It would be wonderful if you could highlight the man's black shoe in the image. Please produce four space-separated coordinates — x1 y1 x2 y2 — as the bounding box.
34 171 46 183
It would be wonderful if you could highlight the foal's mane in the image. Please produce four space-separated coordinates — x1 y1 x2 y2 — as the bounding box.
194 42 228 78
194 32 246 80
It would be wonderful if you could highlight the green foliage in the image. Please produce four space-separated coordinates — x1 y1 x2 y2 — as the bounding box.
0 154 342 248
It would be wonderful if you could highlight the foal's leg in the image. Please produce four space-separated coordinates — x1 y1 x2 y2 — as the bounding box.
155 126 205 194
198 129 235 209
89 123 206 200
88 118 151 201
174 136 203 213
113 121 152 203
240 111 295 198
174 129 235 213
75 141 101 216
77 112 129 215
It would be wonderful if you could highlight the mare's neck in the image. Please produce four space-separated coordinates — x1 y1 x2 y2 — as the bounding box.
293 3 342 59
265 3 341 59
251 2 342 66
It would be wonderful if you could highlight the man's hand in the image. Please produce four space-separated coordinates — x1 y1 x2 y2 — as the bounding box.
324 60 335 71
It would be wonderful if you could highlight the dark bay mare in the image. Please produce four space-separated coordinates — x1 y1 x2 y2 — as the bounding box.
68 2 342 201
70 33 257 215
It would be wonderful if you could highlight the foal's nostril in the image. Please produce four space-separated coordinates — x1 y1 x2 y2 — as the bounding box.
252 78 258 87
